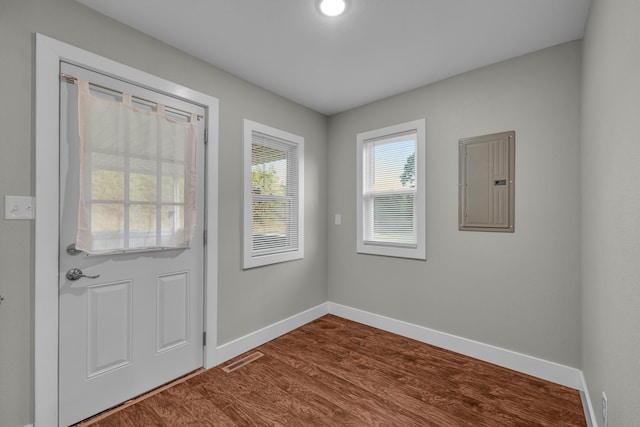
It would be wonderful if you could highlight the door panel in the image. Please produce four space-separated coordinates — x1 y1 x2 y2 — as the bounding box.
156 272 190 353
58 62 205 426
86 281 133 377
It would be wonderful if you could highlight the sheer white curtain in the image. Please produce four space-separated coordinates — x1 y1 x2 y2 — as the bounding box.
76 79 197 254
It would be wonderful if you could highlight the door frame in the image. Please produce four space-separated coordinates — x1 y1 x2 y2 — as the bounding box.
34 33 219 426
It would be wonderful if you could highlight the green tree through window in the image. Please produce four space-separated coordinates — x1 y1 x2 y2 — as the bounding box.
400 152 415 188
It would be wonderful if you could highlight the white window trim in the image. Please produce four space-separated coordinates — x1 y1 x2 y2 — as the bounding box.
243 119 304 268
356 119 426 260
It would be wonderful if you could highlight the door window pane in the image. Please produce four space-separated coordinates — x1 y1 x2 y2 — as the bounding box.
91 203 125 251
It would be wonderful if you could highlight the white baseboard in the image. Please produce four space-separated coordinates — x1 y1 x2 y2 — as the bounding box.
327 302 584 390
215 303 328 365
215 301 584 393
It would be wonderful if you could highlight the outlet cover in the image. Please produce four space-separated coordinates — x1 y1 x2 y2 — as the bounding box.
4 196 36 220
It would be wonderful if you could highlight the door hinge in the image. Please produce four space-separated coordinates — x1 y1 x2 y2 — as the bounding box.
203 331 207 346
204 128 208 145
203 229 207 246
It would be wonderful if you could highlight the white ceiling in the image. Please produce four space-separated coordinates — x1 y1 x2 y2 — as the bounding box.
76 0 591 116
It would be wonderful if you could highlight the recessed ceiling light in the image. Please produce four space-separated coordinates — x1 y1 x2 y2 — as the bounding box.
319 0 347 17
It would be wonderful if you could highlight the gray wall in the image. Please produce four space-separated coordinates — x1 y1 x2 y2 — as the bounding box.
0 1 327 426
327 41 582 367
581 0 640 425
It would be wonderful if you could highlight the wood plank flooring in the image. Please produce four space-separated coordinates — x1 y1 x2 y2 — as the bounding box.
81 315 586 426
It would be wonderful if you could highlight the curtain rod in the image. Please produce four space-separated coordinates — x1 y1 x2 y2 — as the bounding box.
60 73 203 121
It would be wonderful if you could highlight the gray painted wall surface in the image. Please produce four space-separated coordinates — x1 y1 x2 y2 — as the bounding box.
581 0 640 425
0 1 327 425
327 41 582 368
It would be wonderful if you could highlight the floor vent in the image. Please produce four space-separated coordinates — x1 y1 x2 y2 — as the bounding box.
222 351 264 373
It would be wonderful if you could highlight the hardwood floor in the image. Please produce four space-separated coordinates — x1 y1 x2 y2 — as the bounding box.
82 315 586 426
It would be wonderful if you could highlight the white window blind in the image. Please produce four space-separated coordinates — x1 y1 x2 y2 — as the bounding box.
356 119 426 260
243 120 304 268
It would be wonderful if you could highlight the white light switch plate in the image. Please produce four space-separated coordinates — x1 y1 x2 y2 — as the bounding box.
5 196 36 220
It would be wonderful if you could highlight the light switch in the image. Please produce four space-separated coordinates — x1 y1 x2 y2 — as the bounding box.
4 196 36 220
334 213 342 225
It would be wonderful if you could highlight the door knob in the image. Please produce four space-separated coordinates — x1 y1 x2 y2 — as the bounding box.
66 268 100 281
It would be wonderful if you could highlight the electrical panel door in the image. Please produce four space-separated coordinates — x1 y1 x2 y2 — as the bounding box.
459 131 515 232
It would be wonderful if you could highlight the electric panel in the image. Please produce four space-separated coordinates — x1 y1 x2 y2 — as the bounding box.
459 131 515 232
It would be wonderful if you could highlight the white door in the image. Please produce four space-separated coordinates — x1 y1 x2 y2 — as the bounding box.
58 63 206 426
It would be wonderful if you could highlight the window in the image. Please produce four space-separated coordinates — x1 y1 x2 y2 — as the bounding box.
243 120 304 268
76 79 199 254
356 119 426 259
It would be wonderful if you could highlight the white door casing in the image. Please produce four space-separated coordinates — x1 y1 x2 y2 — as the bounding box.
35 34 219 426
